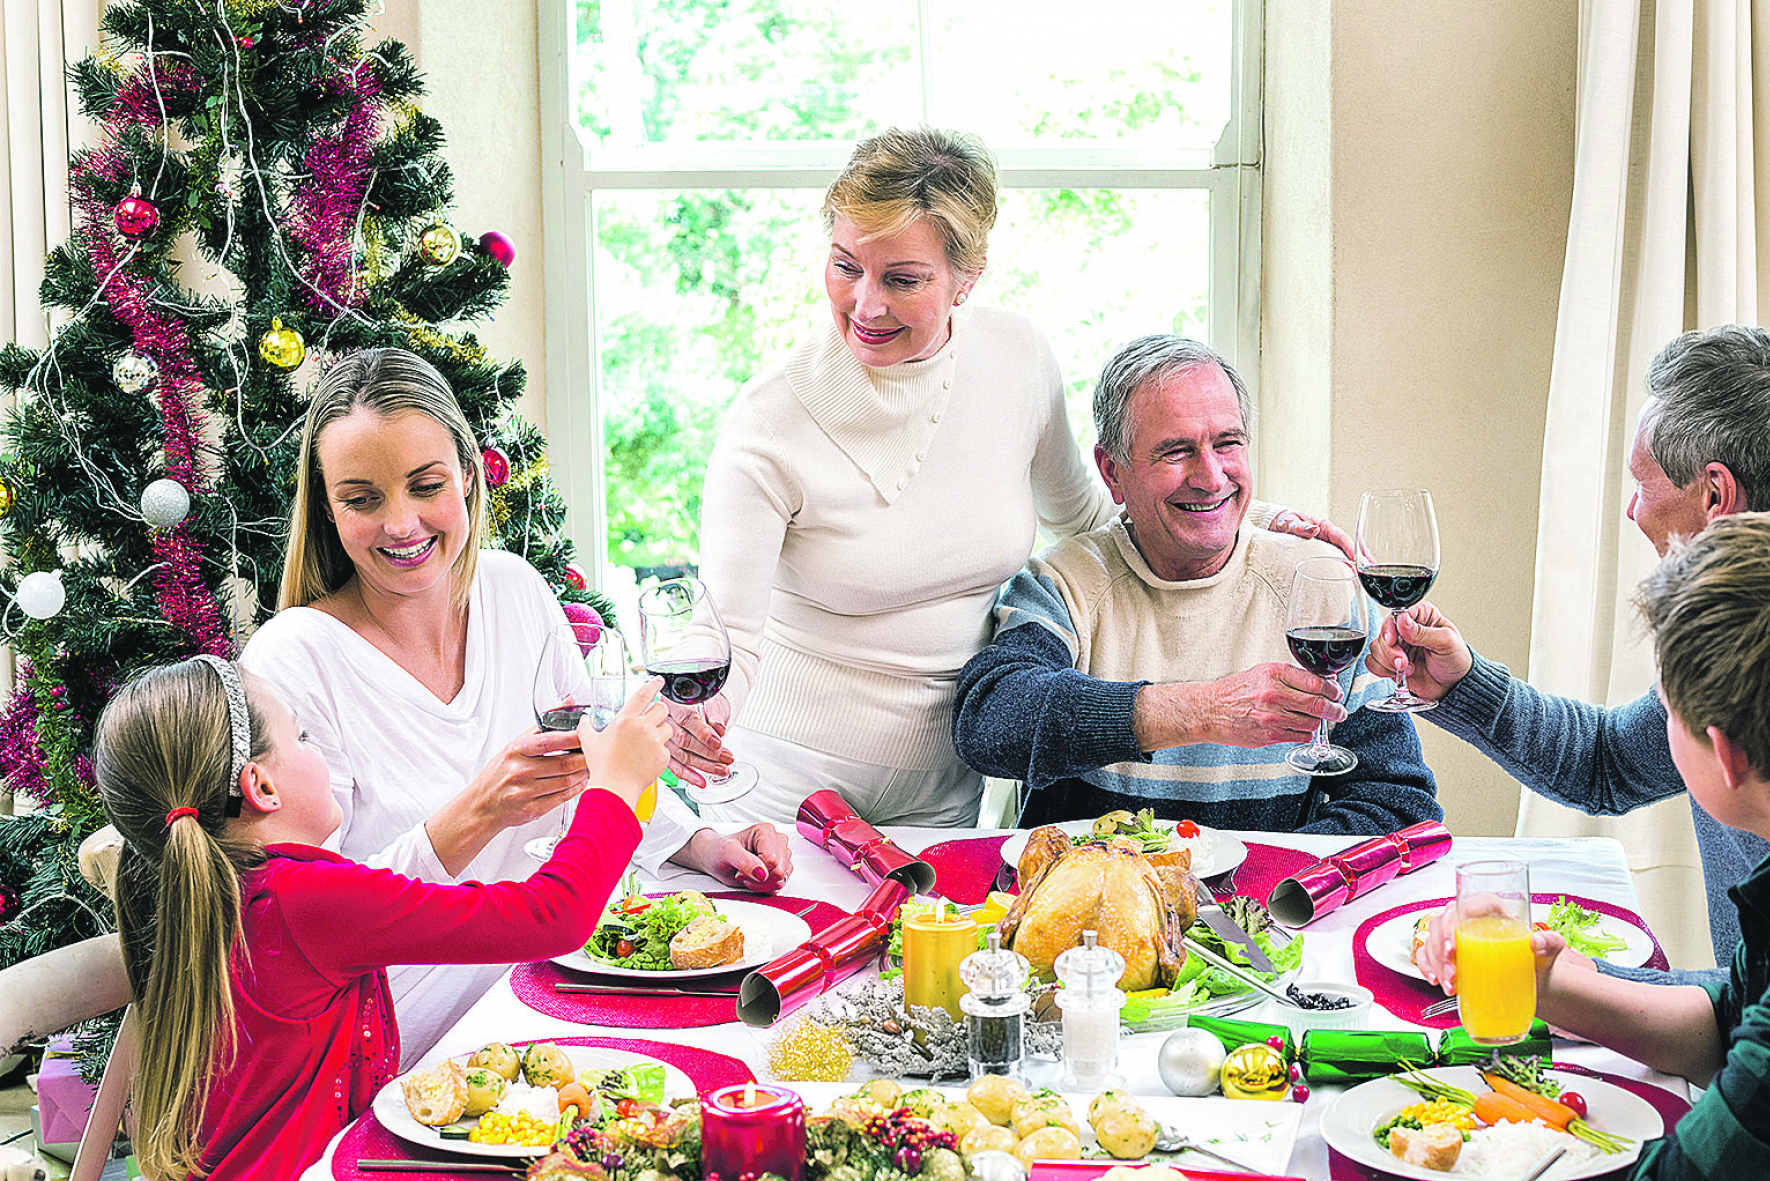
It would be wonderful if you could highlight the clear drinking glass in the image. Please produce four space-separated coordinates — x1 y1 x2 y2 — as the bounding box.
636 576 758 807
1355 488 1441 713
525 622 634 861
1283 557 1368 777
1454 859 1536 1045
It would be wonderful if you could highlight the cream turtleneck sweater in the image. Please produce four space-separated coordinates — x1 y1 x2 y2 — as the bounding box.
697 305 1115 771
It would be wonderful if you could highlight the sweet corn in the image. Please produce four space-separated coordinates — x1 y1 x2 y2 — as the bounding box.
468 1109 557 1147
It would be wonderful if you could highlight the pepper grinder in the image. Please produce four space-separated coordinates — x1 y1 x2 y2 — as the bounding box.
958 930 1031 1081
1054 929 1126 1090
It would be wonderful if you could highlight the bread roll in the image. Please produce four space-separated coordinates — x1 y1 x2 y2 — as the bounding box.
670 914 745 969
401 1060 468 1126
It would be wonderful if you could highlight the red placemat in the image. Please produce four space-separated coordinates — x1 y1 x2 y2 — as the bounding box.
511 893 847 1028
1326 1064 1690 1180
919 834 1317 905
1352 893 1671 1028
332 1035 754 1180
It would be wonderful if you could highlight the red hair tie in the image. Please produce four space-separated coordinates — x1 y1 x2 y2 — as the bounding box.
165 807 200 828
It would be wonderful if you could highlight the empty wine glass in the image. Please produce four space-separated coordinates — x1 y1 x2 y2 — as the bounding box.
1284 556 1368 776
1355 488 1441 713
636 576 758 806
525 621 633 860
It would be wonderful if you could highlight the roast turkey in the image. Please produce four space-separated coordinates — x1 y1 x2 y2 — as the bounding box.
997 827 1202 991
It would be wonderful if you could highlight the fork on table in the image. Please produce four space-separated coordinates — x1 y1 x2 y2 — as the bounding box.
1421 995 1459 1020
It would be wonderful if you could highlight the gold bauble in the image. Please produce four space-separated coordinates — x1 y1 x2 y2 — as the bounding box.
0 477 13 520
258 317 306 369
1219 1043 1288 1101
417 223 461 266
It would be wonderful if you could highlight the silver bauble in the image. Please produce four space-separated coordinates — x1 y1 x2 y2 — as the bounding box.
16 570 65 620
965 1149 1027 1181
1157 1027 1227 1097
112 350 159 395
140 478 191 529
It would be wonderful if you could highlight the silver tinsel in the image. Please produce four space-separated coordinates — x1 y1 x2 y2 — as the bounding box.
808 977 1061 1080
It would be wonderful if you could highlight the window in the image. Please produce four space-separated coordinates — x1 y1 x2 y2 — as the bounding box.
539 0 1261 610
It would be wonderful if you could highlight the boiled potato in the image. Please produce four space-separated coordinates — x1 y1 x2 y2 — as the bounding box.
1087 1090 1141 1129
460 1067 507 1118
966 1075 1031 1126
899 1088 947 1121
1011 1093 1079 1141
937 1102 990 1141
1014 1126 1082 1167
1094 1106 1160 1159
961 1125 1019 1155
520 1042 574 1088
467 1042 521 1083
855 1080 903 1109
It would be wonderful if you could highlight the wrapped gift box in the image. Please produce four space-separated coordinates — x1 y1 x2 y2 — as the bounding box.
31 1038 95 1158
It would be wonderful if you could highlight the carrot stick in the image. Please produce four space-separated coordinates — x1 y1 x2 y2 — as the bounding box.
1472 1091 1538 1127
1481 1073 1575 1130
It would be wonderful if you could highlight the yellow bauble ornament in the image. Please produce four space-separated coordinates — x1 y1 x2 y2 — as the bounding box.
0 477 13 520
1219 1043 1288 1101
258 317 305 369
418 223 461 266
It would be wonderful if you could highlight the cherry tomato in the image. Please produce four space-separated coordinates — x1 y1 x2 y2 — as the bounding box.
1560 1090 1588 1119
1175 820 1202 838
1534 921 1551 932
616 1098 641 1118
615 938 636 958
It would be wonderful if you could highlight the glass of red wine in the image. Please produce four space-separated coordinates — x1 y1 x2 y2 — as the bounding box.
636 576 757 807
1355 488 1441 713
1284 557 1368 776
525 621 633 860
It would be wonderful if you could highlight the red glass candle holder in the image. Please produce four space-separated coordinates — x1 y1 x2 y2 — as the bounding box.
700 1083 807 1181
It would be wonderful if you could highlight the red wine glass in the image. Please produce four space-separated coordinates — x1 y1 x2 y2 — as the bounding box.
525 622 633 860
1355 488 1441 713
636 576 757 806
1284 557 1367 776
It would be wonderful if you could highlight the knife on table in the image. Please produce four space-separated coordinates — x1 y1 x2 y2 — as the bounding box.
1193 899 1278 974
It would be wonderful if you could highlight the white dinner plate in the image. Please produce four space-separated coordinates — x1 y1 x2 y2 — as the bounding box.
550 897 811 981
1319 1065 1661 1180
999 820 1248 881
789 1082 1301 1177
372 1044 693 1160
1363 900 1653 982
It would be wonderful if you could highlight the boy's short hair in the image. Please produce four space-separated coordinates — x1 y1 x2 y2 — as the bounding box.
1637 511 1770 774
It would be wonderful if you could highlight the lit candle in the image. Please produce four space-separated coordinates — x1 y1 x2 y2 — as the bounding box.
699 1083 806 1181
902 903 979 1019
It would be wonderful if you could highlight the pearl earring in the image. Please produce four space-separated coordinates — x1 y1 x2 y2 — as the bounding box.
955 292 967 306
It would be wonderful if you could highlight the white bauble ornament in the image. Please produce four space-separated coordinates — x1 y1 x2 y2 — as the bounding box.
112 350 159 395
16 571 65 620
1157 1027 1227 1096
140 478 192 529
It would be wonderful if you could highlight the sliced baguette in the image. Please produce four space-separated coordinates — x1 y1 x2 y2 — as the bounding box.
401 1059 469 1126
670 913 745 969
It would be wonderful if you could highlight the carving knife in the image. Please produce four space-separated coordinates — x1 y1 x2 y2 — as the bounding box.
1194 900 1278 975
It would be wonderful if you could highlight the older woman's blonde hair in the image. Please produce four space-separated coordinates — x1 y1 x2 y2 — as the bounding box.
279 347 485 611
822 127 997 277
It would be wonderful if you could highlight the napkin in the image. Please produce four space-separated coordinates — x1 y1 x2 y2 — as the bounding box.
1266 820 1453 925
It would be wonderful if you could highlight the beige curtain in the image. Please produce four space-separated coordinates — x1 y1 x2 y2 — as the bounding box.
1519 0 1770 970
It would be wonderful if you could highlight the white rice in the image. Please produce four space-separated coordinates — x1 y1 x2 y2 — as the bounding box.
1167 831 1214 875
1451 1121 1599 1177
492 1081 560 1125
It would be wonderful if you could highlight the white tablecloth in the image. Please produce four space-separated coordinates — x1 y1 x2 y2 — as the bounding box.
307 827 1691 1180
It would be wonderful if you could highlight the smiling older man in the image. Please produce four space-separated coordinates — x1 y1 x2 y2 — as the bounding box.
953 335 1441 834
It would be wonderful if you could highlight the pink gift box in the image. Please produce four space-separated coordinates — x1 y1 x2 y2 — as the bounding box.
34 1038 96 1146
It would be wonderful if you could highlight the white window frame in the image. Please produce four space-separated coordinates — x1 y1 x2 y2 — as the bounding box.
538 0 1263 588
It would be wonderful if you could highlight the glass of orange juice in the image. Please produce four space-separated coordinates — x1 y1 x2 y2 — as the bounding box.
1455 859 1535 1045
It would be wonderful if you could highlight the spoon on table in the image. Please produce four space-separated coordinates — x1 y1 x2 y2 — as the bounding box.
1151 1126 1263 1172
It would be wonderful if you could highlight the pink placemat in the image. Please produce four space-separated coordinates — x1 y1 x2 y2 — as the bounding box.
1326 1064 1690 1180
331 1035 754 1180
918 834 1317 905
1352 893 1671 1028
511 893 848 1028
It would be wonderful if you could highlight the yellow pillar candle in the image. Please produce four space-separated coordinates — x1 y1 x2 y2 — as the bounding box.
902 905 978 1019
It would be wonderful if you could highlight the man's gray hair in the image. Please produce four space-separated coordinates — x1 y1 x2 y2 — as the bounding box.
1093 335 1251 463
1642 325 1770 512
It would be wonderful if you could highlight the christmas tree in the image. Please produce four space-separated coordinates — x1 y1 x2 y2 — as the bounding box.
0 0 612 1018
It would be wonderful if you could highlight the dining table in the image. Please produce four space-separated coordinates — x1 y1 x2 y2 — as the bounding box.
305 823 1693 1181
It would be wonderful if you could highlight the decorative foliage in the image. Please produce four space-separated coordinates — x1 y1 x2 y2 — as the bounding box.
804 977 1060 1081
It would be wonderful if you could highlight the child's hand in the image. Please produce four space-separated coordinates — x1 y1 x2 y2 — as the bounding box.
578 677 671 813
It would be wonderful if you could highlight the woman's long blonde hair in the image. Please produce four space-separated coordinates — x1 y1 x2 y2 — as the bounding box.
95 660 270 1180
279 347 486 611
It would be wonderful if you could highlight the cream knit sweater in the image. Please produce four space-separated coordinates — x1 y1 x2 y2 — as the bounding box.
698 305 1115 771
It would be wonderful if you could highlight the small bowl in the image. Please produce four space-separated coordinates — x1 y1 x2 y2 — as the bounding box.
1260 980 1373 1032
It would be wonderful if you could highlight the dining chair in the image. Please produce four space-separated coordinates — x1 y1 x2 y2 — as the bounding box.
68 1005 138 1181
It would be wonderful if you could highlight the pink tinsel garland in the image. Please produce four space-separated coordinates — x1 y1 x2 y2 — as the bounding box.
289 61 383 314
0 683 51 807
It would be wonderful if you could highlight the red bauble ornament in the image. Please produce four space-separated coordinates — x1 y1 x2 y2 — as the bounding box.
481 446 511 487
561 602 603 654
480 230 516 268
0 884 18 924
563 562 589 591
114 195 161 239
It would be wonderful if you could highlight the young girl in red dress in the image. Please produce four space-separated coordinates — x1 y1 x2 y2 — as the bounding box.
94 655 668 1180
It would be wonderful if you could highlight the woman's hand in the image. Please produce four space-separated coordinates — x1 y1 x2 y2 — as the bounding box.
580 677 673 812
673 823 794 893
666 693 737 787
428 726 596 875
1266 509 1355 559
1364 602 1474 703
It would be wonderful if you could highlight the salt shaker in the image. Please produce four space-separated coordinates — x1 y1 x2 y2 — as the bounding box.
959 930 1031 1081
1054 929 1126 1090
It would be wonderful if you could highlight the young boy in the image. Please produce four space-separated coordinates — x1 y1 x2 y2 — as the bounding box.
1421 512 1770 1178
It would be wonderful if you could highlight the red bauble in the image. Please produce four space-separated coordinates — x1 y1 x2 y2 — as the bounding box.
481 446 511 487
563 562 589 591
114 195 161 239
561 602 603 654
0 884 18 924
480 230 516 268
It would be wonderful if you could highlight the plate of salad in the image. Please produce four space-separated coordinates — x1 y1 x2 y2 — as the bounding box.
550 891 812 980
1363 895 1653 982
998 811 1249 881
